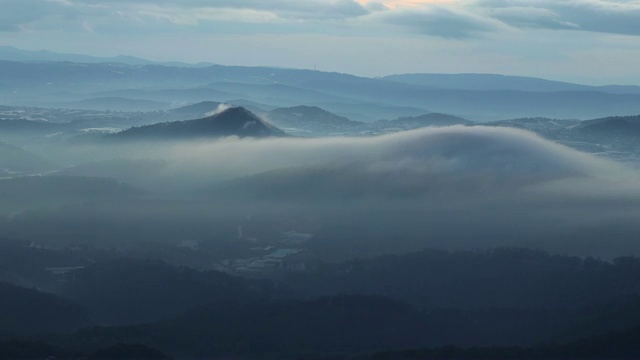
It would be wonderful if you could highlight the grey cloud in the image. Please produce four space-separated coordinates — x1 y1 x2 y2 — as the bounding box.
377 6 505 38
380 0 640 38
476 0 640 35
370 0 640 38
0 0 369 32
4 0 640 37
0 0 64 31
489 6 579 30
73 0 369 20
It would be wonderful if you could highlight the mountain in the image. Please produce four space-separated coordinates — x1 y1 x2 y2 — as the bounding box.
111 107 287 140
0 45 211 67
266 105 364 135
4 59 640 121
373 113 472 131
305 83 640 121
574 115 640 135
383 73 640 94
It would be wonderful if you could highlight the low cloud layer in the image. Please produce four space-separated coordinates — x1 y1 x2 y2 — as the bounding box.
20 126 640 258
62 125 630 194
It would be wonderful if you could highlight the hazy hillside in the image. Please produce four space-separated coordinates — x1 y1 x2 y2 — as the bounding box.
0 141 53 174
0 118 65 136
88 88 236 106
0 175 141 214
383 73 596 92
575 115 640 135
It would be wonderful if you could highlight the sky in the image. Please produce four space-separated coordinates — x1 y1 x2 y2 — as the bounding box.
0 0 639 84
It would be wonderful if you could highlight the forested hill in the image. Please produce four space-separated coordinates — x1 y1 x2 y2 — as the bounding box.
110 106 286 140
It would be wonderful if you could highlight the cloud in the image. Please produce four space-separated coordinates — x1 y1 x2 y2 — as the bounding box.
65 125 627 193
488 6 579 30
3 0 640 39
375 6 506 38
0 0 371 34
56 126 640 258
476 0 640 36
374 0 640 38
0 0 65 31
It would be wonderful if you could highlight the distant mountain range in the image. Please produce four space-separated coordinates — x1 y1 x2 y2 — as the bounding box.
110 106 286 140
0 45 212 67
3 50 640 121
47 97 171 112
383 73 640 94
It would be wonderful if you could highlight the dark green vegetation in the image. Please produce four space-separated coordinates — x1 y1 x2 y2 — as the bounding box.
4 246 640 358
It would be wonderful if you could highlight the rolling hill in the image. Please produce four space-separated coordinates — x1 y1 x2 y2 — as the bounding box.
266 105 364 135
575 115 640 135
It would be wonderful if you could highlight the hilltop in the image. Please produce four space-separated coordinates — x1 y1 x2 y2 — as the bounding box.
110 106 286 140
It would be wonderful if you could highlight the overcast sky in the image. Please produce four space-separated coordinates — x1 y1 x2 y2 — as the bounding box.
1 0 639 84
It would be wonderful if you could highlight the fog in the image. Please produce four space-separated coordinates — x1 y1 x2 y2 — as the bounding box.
2 125 627 258
58 125 622 189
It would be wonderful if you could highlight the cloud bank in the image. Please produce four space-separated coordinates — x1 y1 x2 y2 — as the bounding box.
62 125 630 194
2 0 640 38
36 126 640 258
